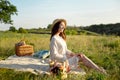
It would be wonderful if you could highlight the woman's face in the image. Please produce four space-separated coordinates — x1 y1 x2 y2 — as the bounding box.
58 21 66 33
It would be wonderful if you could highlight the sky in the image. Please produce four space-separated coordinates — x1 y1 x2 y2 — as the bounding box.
0 0 120 30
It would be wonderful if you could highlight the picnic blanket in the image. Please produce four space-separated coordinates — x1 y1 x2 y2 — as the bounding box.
0 55 86 75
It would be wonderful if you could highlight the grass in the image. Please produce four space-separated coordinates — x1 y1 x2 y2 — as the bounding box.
0 31 120 80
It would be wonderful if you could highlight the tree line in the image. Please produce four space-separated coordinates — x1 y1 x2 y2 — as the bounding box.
9 26 27 33
8 22 120 36
83 23 120 36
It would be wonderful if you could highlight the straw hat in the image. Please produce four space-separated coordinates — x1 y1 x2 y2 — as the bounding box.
52 19 67 28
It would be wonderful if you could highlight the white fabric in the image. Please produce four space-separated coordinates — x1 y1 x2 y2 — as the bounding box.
0 55 50 75
68 56 79 69
50 35 71 62
0 55 86 75
50 35 80 69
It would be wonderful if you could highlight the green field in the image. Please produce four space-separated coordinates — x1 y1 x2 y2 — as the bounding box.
0 32 120 80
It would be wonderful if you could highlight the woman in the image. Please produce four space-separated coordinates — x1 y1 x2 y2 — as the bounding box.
50 19 106 74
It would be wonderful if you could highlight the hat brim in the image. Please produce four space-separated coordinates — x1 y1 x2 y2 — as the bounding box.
52 19 67 28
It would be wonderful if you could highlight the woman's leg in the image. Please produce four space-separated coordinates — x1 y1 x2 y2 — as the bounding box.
78 54 106 74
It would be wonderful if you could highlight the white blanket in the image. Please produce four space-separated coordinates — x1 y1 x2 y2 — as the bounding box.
0 55 86 75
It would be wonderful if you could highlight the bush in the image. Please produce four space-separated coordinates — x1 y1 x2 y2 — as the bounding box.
9 26 17 32
65 30 78 35
18 27 28 33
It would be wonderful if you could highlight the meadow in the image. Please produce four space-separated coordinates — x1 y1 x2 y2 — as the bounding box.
0 31 120 80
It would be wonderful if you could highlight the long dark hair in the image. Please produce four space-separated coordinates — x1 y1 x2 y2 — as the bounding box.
50 21 66 41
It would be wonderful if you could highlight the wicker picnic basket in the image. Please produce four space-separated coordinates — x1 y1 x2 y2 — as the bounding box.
15 41 34 56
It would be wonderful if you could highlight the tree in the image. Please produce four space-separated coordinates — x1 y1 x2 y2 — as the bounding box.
0 0 17 24
18 27 27 33
47 24 52 29
9 26 17 32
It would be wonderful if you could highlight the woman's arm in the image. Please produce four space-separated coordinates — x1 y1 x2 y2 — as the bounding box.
66 49 76 58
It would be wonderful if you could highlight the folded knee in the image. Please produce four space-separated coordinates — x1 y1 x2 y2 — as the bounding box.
78 53 85 58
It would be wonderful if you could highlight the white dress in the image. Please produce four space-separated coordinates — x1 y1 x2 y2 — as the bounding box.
50 35 79 69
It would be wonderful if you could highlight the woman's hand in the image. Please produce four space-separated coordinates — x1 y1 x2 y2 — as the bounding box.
76 53 84 57
70 53 83 57
69 53 75 56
